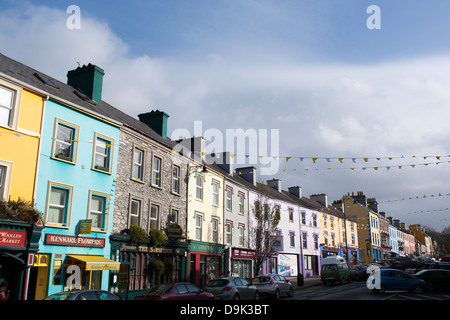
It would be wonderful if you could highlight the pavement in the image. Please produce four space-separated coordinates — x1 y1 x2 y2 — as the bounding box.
289 275 322 290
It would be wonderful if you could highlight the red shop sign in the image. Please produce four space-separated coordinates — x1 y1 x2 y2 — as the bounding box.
232 248 256 259
0 229 27 248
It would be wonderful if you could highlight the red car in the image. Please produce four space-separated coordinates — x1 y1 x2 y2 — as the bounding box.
134 282 214 300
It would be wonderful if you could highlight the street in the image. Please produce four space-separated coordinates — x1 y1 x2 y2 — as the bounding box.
281 281 450 300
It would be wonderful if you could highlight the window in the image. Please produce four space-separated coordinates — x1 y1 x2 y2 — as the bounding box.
212 181 219 206
195 214 202 240
313 214 317 227
169 208 179 224
0 82 20 128
195 175 203 200
152 156 162 187
52 119 79 163
225 222 232 245
289 208 294 222
46 183 73 227
129 198 141 226
149 204 159 229
238 225 245 246
238 193 244 214
314 234 319 250
225 187 232 210
212 218 218 243
289 231 295 248
89 191 109 231
172 165 180 194
302 232 308 249
132 148 144 181
0 85 14 127
93 134 113 173
0 161 12 201
301 211 306 224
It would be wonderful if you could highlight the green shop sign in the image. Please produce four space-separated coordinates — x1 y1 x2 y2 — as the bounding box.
189 240 225 254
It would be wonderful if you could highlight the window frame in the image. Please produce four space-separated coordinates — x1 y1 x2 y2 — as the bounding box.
87 190 110 232
51 118 79 164
132 147 145 182
212 218 219 243
151 155 162 188
149 202 160 230
92 133 114 174
0 160 12 201
128 196 143 227
225 187 232 211
195 213 203 241
0 79 22 130
44 181 73 228
195 174 203 201
171 164 181 195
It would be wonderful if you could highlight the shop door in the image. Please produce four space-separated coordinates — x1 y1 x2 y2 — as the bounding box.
199 256 206 288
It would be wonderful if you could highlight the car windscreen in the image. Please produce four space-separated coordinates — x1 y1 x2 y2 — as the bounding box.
322 264 338 271
206 279 229 287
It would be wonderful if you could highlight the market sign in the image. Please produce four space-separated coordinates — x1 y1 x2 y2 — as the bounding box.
45 234 105 248
0 229 26 248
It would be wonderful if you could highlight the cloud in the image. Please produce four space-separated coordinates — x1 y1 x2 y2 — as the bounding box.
2 3 450 230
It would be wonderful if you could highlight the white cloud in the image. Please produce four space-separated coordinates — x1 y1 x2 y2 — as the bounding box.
2 3 450 230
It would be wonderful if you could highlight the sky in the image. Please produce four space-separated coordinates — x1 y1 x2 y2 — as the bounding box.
1 0 450 231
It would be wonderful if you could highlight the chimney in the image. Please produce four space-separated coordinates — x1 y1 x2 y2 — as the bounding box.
236 166 256 186
288 186 302 198
216 152 233 174
267 178 282 192
67 63 105 103
138 110 169 139
400 222 406 229
394 219 400 227
176 136 206 162
310 194 328 207
387 216 393 224
352 191 367 207
367 198 378 213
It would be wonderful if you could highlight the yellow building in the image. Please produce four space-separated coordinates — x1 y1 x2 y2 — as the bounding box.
338 193 382 263
0 76 44 202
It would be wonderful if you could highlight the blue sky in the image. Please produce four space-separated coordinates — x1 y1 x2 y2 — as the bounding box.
1 0 450 231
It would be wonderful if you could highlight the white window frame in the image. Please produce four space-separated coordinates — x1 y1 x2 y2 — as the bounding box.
51 118 79 164
92 133 114 174
212 218 219 243
225 221 232 245
172 164 180 194
195 175 203 201
0 160 12 201
195 213 203 240
151 155 162 188
129 196 142 227
238 193 244 215
149 203 160 230
238 224 245 246
0 80 21 129
45 182 73 228
132 147 144 181
212 181 219 206
225 187 232 211
88 190 110 232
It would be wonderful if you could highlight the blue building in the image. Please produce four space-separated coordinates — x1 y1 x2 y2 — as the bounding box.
33 64 121 297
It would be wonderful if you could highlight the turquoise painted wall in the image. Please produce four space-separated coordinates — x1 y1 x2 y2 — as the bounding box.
35 99 120 296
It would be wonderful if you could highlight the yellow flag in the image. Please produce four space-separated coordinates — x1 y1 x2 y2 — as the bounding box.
312 158 318 163
286 157 291 162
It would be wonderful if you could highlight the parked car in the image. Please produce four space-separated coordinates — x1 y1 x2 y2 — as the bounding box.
252 274 294 299
44 290 122 300
368 269 426 294
204 277 259 300
134 282 214 300
321 256 351 285
414 269 450 292
350 264 369 281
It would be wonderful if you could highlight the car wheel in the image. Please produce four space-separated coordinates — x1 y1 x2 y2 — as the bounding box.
233 293 240 300
411 285 423 294
273 289 280 300
378 285 386 294
288 287 294 297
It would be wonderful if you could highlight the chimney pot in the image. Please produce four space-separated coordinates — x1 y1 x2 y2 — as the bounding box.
138 110 170 139
67 63 105 103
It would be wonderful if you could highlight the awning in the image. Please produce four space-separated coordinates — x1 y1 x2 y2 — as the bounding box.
67 255 120 271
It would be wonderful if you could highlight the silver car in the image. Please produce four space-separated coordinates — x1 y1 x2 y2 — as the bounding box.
252 274 294 299
205 277 259 300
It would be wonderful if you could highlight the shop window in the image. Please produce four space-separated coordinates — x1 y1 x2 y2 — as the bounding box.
51 119 79 163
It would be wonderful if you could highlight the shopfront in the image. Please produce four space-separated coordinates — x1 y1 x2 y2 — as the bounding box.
109 233 188 300
231 248 255 279
0 219 43 300
187 240 225 288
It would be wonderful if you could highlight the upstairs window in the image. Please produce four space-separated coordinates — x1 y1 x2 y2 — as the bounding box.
52 119 79 163
132 148 144 181
152 156 162 188
0 85 14 127
46 182 73 227
172 165 180 194
93 134 113 173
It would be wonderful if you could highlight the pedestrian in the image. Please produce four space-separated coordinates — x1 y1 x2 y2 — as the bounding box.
0 281 10 300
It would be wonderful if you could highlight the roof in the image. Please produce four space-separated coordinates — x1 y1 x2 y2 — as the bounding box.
0 53 177 150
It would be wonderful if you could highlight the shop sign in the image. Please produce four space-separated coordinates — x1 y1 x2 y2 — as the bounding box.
45 234 105 248
232 248 256 259
78 219 92 235
165 223 183 240
0 229 26 248
189 240 224 254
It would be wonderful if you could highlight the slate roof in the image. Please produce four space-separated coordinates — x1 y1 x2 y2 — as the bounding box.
0 53 176 149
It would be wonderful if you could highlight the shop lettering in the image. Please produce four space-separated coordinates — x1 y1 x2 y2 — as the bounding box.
0 230 26 247
45 234 105 248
